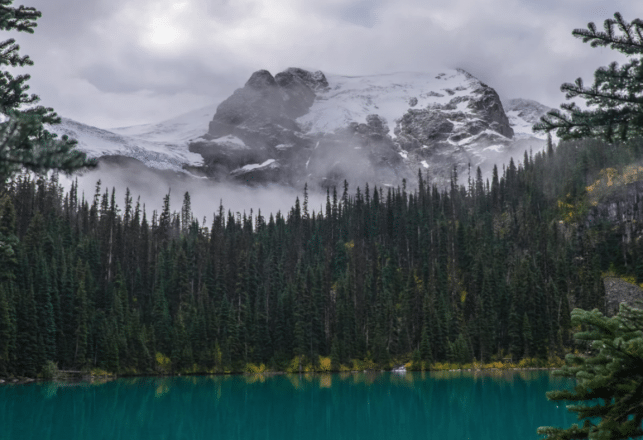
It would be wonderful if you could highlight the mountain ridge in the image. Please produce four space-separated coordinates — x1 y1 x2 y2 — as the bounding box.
49 68 553 188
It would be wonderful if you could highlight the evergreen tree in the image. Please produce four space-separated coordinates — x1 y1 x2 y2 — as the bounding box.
539 305 643 440
0 0 94 181
0 284 15 374
534 13 643 142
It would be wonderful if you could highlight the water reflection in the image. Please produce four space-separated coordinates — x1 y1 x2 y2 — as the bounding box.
0 371 574 440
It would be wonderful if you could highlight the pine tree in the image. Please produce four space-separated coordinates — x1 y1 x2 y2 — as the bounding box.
0 0 94 181
0 196 18 281
73 263 89 367
534 13 643 142
0 283 15 374
539 305 643 440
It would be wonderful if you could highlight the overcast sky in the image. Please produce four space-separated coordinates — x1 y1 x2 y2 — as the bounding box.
11 0 643 129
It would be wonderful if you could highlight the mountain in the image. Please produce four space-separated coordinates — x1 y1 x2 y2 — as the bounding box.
189 67 538 188
51 68 554 189
47 106 216 174
503 98 555 140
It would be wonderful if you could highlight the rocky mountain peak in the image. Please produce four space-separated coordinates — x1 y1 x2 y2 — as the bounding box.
186 67 548 187
279 68 329 91
468 86 514 138
245 69 279 90
53 67 552 191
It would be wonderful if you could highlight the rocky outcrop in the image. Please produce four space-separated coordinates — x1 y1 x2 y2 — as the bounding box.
189 68 332 184
586 181 643 243
394 87 513 151
467 85 514 138
603 277 643 316
206 68 328 141
392 84 515 184
395 109 454 145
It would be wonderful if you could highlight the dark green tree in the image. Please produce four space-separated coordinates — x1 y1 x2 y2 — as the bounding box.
0 0 94 181
539 305 643 440
534 13 643 142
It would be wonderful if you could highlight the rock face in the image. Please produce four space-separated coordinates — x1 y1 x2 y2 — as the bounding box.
586 181 643 244
188 67 539 187
603 277 643 316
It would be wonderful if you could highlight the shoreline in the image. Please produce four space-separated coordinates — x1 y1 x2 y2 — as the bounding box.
0 366 562 385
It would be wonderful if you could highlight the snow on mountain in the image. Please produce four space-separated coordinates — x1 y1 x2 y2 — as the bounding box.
47 108 212 173
299 70 481 136
109 104 219 143
503 98 554 140
190 67 521 187
50 67 554 188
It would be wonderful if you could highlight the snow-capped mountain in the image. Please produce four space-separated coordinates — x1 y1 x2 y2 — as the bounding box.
51 68 554 188
503 98 555 140
190 67 550 187
47 106 217 173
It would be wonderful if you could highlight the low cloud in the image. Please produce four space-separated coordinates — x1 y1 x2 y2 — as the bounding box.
61 158 326 226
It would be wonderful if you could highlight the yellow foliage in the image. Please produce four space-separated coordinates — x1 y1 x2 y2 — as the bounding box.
557 200 574 209
285 357 301 373
603 270 640 287
245 363 267 374
344 240 355 250
431 362 461 370
285 356 314 373
517 358 539 368
90 368 114 377
486 361 511 369
155 352 171 373
318 356 332 372
586 165 643 205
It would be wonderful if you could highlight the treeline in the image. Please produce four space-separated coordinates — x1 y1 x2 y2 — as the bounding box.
1 137 641 377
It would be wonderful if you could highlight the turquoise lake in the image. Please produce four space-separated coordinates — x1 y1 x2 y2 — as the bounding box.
0 371 576 440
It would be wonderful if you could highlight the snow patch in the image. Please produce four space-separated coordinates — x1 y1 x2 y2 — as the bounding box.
48 118 204 173
298 70 479 135
240 159 276 171
212 135 245 148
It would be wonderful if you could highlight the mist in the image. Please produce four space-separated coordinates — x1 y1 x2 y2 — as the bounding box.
59 157 327 226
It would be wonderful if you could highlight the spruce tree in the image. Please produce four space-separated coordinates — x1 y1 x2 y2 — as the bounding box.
539 305 643 440
0 0 94 181
534 13 643 142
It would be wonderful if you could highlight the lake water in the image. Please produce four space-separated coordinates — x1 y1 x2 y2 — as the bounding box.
0 370 575 440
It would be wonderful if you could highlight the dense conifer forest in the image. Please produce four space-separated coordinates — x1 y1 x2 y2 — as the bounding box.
1 137 642 377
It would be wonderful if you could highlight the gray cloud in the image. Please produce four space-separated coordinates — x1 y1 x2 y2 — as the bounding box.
9 0 643 129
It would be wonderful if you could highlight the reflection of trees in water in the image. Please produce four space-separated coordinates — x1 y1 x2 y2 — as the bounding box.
0 372 575 440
